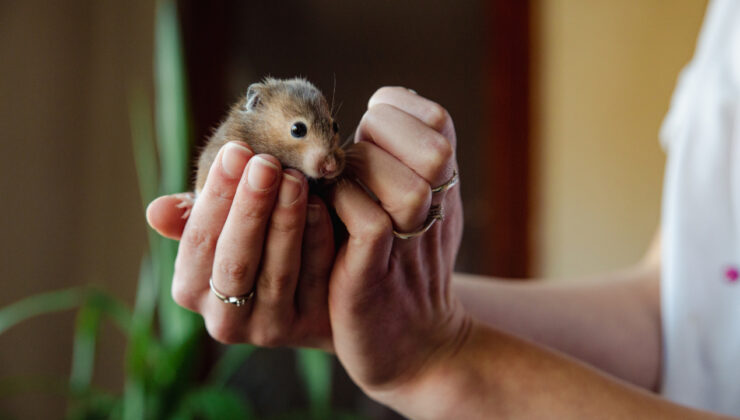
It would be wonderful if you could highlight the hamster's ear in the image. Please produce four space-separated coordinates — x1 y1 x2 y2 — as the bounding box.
245 83 262 111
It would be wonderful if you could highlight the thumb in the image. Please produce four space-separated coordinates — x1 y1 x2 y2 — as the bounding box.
330 180 393 291
145 193 194 240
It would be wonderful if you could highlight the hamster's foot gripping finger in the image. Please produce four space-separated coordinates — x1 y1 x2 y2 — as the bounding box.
146 193 194 240
175 193 196 219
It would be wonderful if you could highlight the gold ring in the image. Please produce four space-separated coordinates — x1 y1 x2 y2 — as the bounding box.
392 205 445 239
209 278 255 307
431 170 459 194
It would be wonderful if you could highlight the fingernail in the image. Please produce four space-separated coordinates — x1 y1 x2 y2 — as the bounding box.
278 173 303 206
307 204 321 225
407 88 418 94
221 142 252 178
247 156 279 190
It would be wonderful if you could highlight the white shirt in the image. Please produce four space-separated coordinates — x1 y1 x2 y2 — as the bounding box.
660 0 740 415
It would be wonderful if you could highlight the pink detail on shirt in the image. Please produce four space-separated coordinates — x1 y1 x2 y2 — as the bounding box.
724 266 739 283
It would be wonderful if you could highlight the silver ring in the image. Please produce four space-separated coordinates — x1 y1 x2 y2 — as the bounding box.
431 170 459 194
209 278 254 307
393 205 445 239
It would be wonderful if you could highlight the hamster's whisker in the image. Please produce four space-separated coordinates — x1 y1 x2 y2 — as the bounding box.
330 73 337 116
339 131 355 150
343 150 363 165
332 101 344 119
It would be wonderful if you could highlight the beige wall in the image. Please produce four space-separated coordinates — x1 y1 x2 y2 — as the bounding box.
532 0 708 280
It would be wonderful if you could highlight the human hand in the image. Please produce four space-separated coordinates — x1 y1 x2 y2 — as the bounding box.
146 143 335 350
327 88 469 397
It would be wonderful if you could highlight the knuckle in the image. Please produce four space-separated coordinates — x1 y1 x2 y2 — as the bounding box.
358 105 389 135
171 281 198 311
354 211 392 243
425 132 454 170
216 258 251 285
249 328 287 348
258 272 294 303
368 86 396 107
181 227 218 259
423 102 450 130
400 179 431 211
205 319 243 345
234 196 273 222
366 102 393 121
205 180 237 202
270 213 302 234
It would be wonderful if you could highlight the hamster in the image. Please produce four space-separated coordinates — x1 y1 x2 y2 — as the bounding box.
194 77 346 194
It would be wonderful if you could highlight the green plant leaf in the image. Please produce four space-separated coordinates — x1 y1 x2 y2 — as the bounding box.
156 237 201 348
122 377 147 420
154 0 190 196
153 0 200 348
296 348 333 418
151 332 201 401
207 344 256 388
0 287 84 335
68 290 132 391
66 388 121 420
124 255 159 418
120 4 205 419
130 255 158 336
69 299 102 393
129 84 158 212
89 290 134 334
152 0 202 371
265 409 368 420
171 386 254 420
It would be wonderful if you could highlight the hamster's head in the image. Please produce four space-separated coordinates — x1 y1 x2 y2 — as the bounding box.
238 77 345 180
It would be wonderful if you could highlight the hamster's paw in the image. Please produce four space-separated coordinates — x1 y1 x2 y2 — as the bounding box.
174 192 196 219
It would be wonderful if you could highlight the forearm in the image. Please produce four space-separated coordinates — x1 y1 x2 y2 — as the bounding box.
452 263 661 389
376 320 731 420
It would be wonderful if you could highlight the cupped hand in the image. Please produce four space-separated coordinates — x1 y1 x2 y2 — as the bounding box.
327 87 469 396
146 143 335 350
145 86 470 403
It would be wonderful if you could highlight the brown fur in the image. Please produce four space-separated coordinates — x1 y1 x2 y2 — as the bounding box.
195 77 345 192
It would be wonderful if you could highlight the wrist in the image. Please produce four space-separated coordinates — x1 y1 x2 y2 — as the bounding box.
366 311 488 420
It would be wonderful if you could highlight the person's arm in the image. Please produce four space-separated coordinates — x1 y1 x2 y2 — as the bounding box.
376 317 732 420
325 90 736 419
451 234 661 390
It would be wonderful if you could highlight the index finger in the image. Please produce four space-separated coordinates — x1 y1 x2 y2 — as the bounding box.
367 86 456 148
353 103 454 188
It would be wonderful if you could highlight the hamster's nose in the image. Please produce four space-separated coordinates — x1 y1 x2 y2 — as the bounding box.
320 155 339 178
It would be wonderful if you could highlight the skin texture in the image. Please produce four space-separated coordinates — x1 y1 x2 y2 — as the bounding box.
164 146 335 349
146 88 733 419
452 265 662 391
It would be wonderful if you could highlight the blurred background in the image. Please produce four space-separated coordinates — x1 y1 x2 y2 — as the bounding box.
0 0 708 418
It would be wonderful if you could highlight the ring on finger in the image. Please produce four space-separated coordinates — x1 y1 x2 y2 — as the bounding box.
209 278 255 307
431 170 459 194
392 204 445 240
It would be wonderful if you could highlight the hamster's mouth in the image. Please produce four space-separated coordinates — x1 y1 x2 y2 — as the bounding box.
321 169 343 180
317 153 344 180
302 148 345 180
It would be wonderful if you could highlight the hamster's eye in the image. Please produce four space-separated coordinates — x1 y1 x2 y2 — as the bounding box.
332 121 339 133
291 122 307 138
